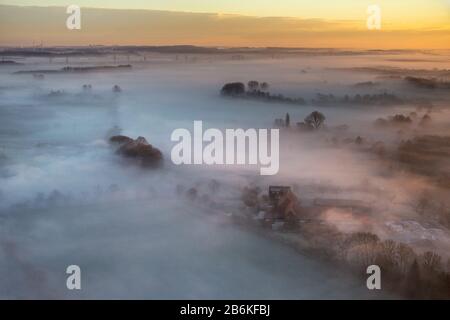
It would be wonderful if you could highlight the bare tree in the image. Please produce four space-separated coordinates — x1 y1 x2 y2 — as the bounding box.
347 243 379 268
396 243 416 274
376 240 397 270
304 111 325 129
404 259 421 298
421 251 442 272
344 232 379 248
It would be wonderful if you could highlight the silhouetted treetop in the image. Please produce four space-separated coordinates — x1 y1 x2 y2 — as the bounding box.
285 113 290 127
247 80 260 92
221 82 245 96
304 111 325 129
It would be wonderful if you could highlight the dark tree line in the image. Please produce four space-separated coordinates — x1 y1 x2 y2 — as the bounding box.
274 111 326 130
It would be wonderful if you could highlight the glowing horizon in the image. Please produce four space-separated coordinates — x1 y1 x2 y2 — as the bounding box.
0 2 448 48
1 0 448 27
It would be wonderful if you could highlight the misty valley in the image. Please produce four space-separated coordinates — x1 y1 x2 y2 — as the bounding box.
0 47 449 299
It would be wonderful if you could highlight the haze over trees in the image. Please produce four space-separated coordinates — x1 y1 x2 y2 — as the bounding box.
220 81 414 108
220 81 306 105
2 46 450 299
274 111 326 130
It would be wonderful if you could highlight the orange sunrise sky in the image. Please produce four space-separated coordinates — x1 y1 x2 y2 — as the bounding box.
0 0 449 48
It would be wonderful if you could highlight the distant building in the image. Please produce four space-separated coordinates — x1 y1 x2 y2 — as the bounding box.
268 186 300 222
269 186 291 203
